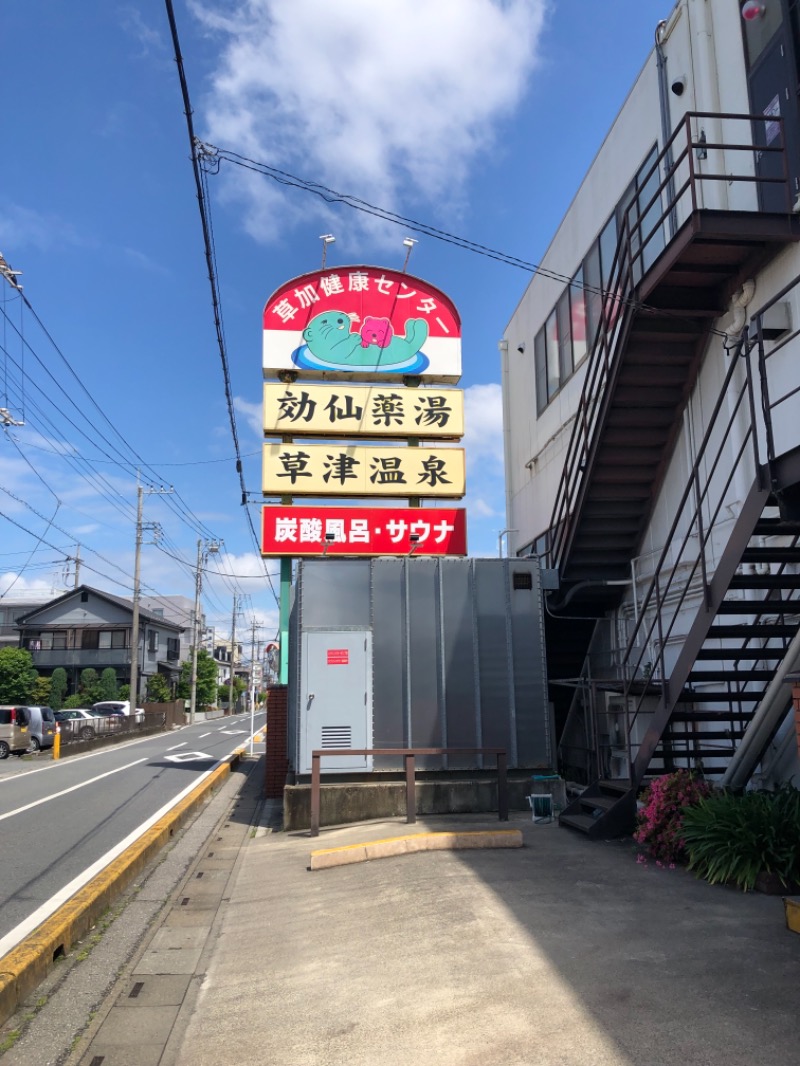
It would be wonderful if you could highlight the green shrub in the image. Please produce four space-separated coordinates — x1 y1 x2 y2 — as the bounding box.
682 784 800 892
50 668 67 710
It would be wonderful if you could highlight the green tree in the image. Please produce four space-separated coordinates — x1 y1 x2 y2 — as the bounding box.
0 647 39 703
177 650 218 710
50 667 68 710
63 693 87 709
146 674 172 703
79 668 103 705
30 675 52 705
118 684 130 700
99 668 119 701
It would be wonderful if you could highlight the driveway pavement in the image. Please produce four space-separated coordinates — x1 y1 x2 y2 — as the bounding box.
69 772 800 1066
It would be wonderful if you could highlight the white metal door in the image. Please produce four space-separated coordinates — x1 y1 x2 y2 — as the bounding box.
301 630 372 773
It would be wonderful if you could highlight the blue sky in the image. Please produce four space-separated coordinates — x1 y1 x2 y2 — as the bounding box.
0 0 664 641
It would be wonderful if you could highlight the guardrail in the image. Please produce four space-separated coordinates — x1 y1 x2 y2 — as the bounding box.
309 747 509 837
57 711 167 745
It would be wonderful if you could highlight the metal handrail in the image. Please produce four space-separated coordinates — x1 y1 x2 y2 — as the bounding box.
309 747 509 837
548 111 791 578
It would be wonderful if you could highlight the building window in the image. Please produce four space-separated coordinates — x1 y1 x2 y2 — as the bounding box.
99 631 111 649
167 637 180 661
570 269 588 367
534 329 548 415
51 632 67 650
533 145 662 416
743 0 784 67
545 310 559 401
111 631 127 649
81 630 99 650
80 591 89 603
556 289 573 381
148 631 158 653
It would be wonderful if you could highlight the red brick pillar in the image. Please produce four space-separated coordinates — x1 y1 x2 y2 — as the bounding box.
265 684 289 799
793 684 800 758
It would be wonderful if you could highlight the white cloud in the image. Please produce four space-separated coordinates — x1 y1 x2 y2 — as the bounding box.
234 395 263 438
463 382 504 470
191 0 545 244
0 203 83 253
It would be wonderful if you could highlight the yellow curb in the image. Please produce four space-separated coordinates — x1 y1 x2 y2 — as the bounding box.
785 897 800 935
309 828 523 871
0 753 240 1027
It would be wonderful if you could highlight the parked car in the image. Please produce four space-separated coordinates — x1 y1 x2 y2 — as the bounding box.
0 705 32 758
91 701 145 723
19 705 57 751
0 704 57 756
54 708 104 741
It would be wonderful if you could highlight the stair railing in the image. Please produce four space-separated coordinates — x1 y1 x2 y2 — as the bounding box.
548 112 791 578
618 330 763 779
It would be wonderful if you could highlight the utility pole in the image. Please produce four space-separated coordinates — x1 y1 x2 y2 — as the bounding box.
248 617 257 754
189 538 220 724
130 482 144 710
72 545 81 589
228 593 239 716
131 478 173 707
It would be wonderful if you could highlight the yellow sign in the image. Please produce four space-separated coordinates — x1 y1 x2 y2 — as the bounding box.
263 383 464 440
263 444 465 498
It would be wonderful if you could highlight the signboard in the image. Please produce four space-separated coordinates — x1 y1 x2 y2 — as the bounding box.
263 382 464 440
327 649 350 665
262 444 465 498
261 505 467 556
262 265 461 383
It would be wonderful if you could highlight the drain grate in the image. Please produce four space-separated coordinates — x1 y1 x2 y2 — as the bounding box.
129 981 144 999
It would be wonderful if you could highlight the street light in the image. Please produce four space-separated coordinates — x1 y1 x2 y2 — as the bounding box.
498 528 518 558
190 539 220 724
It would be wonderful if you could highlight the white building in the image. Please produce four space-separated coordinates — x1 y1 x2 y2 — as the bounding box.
501 0 800 835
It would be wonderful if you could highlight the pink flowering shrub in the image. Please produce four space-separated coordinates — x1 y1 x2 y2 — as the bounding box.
634 771 711 865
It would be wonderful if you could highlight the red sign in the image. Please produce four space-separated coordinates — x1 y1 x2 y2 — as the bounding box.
327 649 349 665
261 505 467 557
262 265 461 383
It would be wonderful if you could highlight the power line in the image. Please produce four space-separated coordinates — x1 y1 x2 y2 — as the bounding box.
164 0 279 610
201 141 729 342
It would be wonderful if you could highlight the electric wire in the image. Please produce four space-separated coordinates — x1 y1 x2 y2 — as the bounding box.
164 0 279 609
0 500 60 599
205 142 730 342
0 292 226 546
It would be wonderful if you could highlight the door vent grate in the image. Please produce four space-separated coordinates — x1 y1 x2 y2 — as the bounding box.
321 726 352 748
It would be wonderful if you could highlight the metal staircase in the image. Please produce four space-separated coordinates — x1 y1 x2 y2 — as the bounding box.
546 114 800 839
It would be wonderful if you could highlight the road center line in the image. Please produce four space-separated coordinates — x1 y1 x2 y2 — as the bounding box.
199 732 211 738
166 742 187 751
0 758 149 823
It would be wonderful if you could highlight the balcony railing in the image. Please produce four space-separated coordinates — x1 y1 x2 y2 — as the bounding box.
27 648 130 667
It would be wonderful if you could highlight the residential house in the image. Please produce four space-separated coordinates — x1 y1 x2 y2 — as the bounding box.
16 585 184 700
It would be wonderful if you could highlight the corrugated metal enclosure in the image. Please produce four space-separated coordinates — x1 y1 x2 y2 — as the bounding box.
288 557 551 776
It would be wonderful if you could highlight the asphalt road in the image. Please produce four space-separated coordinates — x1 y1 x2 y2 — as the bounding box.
0 710 266 955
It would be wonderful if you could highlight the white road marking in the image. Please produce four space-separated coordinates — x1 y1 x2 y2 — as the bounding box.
165 742 187 751
218 729 246 735
0 756 225 959
199 732 211 738
0 758 149 823
164 751 214 763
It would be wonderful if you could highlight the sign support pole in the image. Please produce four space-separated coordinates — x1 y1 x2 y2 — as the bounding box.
279 557 291 684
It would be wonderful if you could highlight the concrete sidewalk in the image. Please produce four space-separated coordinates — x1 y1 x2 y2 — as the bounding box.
75 773 800 1066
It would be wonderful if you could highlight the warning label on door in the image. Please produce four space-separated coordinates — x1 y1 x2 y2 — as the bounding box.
327 649 349 665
